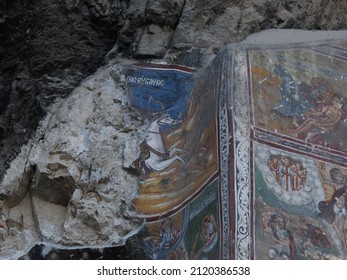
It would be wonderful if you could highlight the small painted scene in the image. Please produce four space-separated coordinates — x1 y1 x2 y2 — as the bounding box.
138 179 221 259
250 45 347 155
124 64 219 218
184 179 221 260
254 143 347 259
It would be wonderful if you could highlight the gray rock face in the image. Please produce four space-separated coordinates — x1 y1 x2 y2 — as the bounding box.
146 0 185 28
0 0 122 180
170 0 347 65
0 64 146 258
136 24 173 58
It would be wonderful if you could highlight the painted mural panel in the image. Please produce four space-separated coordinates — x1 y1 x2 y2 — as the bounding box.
250 45 347 165
184 179 221 260
124 64 222 259
122 39 347 260
137 179 221 260
249 43 347 259
254 143 347 259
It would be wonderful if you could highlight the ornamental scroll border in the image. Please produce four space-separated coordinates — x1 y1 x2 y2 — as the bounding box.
218 49 231 260
232 48 251 260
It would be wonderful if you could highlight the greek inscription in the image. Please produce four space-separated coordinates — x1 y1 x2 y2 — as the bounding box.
126 76 165 87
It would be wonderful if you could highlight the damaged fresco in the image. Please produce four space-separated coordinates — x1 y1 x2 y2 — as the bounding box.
124 64 221 259
124 39 347 260
250 43 347 259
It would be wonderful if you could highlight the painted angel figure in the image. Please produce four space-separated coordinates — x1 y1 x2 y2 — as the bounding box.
317 165 347 248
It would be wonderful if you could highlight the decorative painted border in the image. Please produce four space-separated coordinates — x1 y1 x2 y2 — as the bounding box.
217 49 231 260
232 48 252 260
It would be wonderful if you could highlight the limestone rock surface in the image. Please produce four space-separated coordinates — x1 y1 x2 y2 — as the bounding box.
0 63 146 259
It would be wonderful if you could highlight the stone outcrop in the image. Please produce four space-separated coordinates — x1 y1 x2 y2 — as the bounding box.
0 63 147 258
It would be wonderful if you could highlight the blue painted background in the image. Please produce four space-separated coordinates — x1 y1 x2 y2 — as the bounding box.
125 66 194 125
